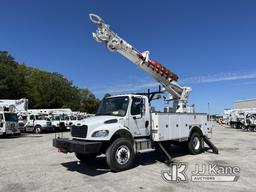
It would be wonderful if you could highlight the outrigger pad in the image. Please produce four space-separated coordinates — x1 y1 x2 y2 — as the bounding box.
203 136 219 154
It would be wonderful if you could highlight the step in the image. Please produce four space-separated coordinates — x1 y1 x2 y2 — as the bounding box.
135 138 152 151
137 148 155 153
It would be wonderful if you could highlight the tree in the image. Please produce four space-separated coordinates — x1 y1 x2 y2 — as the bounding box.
0 51 26 99
0 51 100 112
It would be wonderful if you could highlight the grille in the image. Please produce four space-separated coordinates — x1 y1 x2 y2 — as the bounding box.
71 125 88 138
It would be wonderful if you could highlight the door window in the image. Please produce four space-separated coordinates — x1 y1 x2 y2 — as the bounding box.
131 97 142 115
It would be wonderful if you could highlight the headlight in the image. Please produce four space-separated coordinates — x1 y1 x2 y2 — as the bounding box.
92 130 109 137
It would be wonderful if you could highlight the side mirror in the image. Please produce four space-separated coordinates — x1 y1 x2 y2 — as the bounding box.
0 122 3 127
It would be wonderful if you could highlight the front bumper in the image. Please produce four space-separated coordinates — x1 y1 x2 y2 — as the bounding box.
53 138 102 154
6 129 21 135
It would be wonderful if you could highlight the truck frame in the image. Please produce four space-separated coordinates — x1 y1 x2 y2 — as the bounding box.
53 14 218 172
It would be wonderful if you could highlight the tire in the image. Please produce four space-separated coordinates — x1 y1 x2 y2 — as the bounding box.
34 125 42 134
248 126 254 132
188 132 203 155
106 137 135 172
75 153 97 162
241 124 246 131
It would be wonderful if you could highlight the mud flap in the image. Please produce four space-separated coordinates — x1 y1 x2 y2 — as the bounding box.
203 136 219 154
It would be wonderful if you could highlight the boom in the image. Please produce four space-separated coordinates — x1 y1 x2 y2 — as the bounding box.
89 14 192 113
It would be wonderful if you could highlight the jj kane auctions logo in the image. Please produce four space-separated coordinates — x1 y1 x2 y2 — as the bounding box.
161 163 240 183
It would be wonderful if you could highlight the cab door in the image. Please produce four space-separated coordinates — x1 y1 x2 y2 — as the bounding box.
128 97 150 137
26 115 35 132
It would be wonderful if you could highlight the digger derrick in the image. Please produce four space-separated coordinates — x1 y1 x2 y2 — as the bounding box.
89 14 192 112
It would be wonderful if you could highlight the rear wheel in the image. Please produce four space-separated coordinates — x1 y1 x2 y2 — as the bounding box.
106 138 135 172
75 153 97 162
188 132 203 155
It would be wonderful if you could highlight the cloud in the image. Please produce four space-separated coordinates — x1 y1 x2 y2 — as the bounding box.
181 71 256 84
235 81 256 86
93 71 256 94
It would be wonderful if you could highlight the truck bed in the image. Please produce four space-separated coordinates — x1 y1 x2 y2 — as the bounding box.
151 112 210 142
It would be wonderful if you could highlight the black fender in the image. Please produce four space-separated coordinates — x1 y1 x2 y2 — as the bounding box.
110 129 134 143
101 129 133 154
189 126 203 139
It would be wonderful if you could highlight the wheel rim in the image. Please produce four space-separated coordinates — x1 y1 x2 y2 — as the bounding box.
115 145 130 165
35 127 40 134
192 136 200 150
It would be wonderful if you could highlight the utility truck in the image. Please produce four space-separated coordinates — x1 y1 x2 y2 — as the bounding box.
24 114 53 134
53 14 218 172
226 108 256 129
0 99 28 131
0 110 20 136
27 109 72 131
243 112 256 132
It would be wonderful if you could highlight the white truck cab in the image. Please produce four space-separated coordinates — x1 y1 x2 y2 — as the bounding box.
0 111 20 136
24 114 53 134
73 95 151 141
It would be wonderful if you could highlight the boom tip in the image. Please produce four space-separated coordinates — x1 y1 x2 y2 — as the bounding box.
89 13 104 24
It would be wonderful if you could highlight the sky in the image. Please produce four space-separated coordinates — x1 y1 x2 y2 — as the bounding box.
1 0 256 114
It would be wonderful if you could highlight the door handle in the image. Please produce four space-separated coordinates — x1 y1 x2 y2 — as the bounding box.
145 121 149 128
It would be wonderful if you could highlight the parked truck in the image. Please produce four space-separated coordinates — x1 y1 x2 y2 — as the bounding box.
27 109 72 131
24 114 53 134
0 99 28 131
53 14 218 172
240 110 256 132
0 110 20 136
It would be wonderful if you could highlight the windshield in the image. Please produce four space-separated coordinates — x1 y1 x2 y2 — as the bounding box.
52 116 60 121
70 116 76 120
4 113 18 122
35 115 49 120
96 96 129 117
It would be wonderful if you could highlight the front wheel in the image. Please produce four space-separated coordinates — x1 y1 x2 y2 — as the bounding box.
34 125 42 134
106 138 135 172
188 132 203 155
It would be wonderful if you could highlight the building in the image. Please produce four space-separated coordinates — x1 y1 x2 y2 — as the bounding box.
234 98 256 109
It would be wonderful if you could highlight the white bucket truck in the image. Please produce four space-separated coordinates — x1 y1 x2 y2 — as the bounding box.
24 114 53 134
53 14 218 172
0 109 20 136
